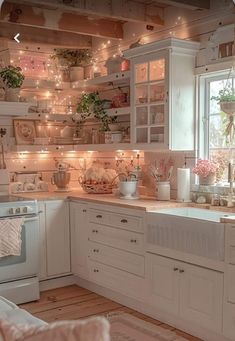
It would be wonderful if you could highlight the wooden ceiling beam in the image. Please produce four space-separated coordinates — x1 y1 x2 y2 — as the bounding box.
1 2 124 39
152 0 210 10
0 22 92 48
5 0 164 26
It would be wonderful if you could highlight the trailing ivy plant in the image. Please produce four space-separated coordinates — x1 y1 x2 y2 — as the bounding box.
51 49 92 68
76 92 111 131
0 65 24 89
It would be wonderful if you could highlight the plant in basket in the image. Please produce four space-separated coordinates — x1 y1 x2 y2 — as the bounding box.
212 84 235 143
193 159 219 185
0 65 24 102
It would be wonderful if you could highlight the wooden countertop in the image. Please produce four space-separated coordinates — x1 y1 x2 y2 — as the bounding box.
14 190 235 214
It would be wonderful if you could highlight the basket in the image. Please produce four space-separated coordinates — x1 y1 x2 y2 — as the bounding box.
79 180 115 194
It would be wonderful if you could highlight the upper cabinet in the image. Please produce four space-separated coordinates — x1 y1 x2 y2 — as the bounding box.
124 38 200 151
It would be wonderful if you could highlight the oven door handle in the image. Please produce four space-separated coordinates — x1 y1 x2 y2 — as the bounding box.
23 214 39 222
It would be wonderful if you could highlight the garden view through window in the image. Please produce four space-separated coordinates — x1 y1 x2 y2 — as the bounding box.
208 75 235 182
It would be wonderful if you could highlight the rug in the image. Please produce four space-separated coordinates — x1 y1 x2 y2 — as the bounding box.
107 313 188 341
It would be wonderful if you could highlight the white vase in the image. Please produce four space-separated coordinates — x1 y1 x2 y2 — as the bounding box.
5 88 20 102
70 66 84 81
199 174 215 185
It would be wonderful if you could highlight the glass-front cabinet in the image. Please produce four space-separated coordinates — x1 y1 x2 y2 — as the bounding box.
134 53 167 145
124 38 200 151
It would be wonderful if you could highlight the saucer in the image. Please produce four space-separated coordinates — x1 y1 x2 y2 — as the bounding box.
120 195 139 200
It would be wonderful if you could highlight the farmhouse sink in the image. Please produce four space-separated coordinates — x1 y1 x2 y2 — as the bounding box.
149 207 234 223
146 207 233 261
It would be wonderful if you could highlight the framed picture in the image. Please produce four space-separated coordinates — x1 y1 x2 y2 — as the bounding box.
13 119 37 145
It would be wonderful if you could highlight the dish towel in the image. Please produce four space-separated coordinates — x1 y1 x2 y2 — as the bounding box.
0 218 24 258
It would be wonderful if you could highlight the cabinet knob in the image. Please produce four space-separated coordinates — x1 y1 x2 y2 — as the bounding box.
130 239 137 243
93 249 99 253
92 229 98 233
173 267 179 271
93 269 99 273
121 219 128 223
82 209 87 213
96 215 102 218
179 269 185 273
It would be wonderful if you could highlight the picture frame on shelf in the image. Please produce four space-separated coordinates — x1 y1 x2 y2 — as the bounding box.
13 119 37 145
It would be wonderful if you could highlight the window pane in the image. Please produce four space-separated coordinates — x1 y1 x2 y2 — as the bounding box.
209 114 227 148
210 79 232 114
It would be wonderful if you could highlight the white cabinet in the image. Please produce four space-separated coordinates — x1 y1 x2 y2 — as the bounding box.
146 254 223 333
124 38 200 151
70 201 89 279
38 200 71 280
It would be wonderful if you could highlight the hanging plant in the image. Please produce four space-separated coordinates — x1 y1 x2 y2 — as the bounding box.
76 92 110 132
51 49 92 68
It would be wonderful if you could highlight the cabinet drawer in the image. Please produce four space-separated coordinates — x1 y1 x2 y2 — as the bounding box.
88 241 144 276
223 302 235 340
89 209 108 225
89 209 143 233
227 265 235 304
110 213 143 233
88 223 144 255
88 260 145 300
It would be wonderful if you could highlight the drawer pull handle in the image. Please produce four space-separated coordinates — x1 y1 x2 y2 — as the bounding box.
173 267 179 271
121 219 128 223
130 239 137 243
93 249 99 253
83 209 87 213
93 269 99 273
179 269 185 273
96 215 102 218
92 230 98 233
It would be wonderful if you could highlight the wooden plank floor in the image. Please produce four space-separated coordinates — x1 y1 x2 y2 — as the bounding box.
20 285 203 341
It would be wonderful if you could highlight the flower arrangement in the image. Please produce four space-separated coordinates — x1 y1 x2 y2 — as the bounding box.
193 159 218 178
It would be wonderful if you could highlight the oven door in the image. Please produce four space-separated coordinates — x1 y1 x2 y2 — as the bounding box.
0 214 39 283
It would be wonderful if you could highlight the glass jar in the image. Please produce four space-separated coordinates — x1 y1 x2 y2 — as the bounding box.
157 181 170 201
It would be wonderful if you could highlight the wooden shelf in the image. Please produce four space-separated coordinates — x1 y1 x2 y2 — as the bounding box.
106 107 131 117
17 112 73 121
22 79 71 91
11 143 133 153
71 71 130 90
0 101 33 116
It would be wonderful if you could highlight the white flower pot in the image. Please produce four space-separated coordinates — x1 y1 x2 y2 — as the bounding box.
199 174 215 185
70 66 84 81
220 101 235 115
5 88 20 102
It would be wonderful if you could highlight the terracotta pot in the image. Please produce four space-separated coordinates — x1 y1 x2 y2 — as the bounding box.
220 101 235 115
5 88 20 102
70 66 84 81
199 174 215 185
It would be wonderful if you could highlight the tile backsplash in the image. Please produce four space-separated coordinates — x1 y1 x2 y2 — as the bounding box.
4 150 196 197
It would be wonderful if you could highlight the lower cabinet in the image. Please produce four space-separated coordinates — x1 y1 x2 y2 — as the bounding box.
223 302 235 340
70 201 89 279
146 253 223 333
39 200 71 280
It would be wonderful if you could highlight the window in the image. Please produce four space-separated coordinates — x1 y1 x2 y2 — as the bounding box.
203 73 235 182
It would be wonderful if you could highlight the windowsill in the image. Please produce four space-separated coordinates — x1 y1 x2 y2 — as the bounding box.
192 183 234 195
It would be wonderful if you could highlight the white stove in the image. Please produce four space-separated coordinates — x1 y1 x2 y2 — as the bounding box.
0 196 40 304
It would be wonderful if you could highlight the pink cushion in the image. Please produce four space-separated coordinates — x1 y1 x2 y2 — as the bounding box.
0 316 110 341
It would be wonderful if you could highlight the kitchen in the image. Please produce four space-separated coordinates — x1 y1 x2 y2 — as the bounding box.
0 1 235 341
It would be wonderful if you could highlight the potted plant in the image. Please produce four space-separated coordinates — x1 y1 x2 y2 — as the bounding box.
0 65 24 102
212 86 235 115
51 49 92 81
193 159 218 185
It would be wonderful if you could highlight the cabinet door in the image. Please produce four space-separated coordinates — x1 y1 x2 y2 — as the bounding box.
38 202 47 280
70 202 89 279
132 51 169 148
179 263 223 333
45 200 71 277
146 253 179 315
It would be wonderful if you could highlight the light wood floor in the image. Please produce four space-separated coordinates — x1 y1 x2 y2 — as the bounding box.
21 285 203 341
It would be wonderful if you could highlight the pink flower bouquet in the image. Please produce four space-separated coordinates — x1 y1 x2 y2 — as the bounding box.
192 159 218 178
